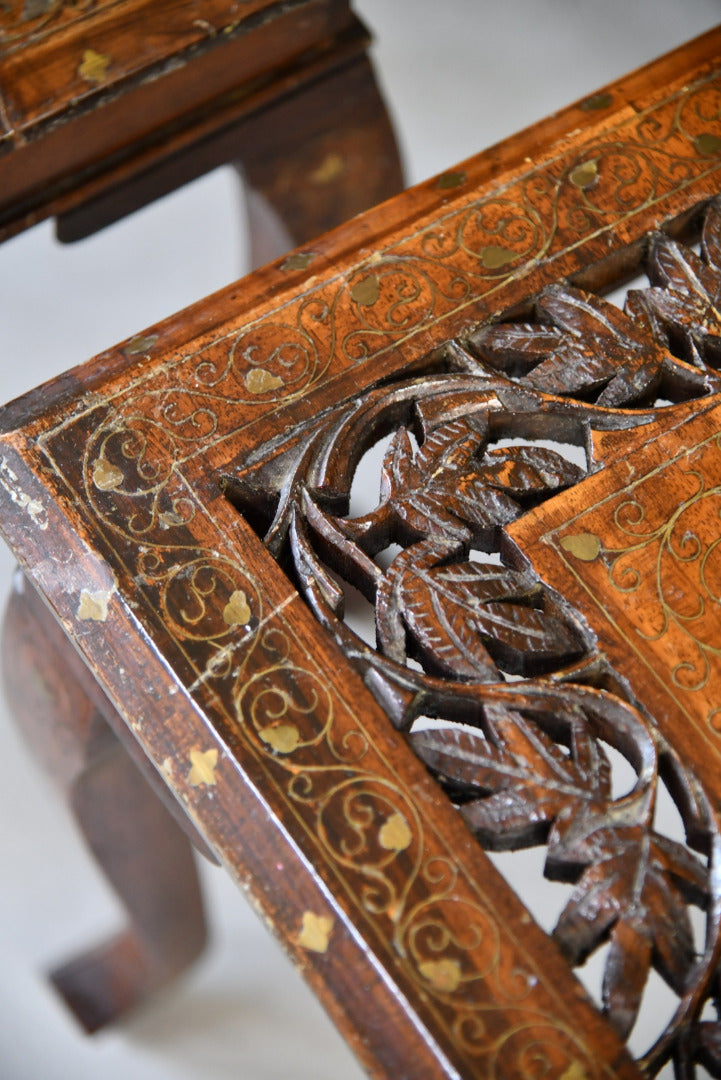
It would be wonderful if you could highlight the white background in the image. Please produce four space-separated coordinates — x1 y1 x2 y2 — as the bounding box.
1 3 720 1077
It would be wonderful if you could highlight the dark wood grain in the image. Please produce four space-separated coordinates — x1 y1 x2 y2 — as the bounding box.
6 26 721 1080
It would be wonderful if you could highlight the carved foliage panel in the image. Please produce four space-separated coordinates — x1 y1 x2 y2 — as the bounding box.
217 200 721 1077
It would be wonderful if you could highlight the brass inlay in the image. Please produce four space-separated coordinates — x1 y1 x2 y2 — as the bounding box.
480 245 517 269
419 958 462 993
37 64 721 1079
298 911 334 953
281 252 316 272
559 533 602 561
569 160 598 189
310 152 345 185
159 510 185 528
542 420 721 769
188 748 218 787
222 589 251 627
245 368 283 395
78 48 110 84
560 1064 590 1080
76 588 111 622
436 171 466 189
260 724 301 755
379 811 413 852
350 274 379 306
92 458 123 492
581 92 612 112
123 334 158 357
695 132 721 155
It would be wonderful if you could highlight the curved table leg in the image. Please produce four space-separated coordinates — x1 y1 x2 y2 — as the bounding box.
2 574 207 1032
55 52 403 263
239 54 404 266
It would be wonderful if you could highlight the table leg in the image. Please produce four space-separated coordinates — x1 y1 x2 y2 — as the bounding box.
55 53 403 264
239 53 404 266
2 575 208 1032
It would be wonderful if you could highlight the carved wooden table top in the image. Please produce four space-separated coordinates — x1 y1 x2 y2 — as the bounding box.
0 0 374 240
5 24 721 1080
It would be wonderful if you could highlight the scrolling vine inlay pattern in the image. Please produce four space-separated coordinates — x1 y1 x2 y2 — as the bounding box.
80 65 721 418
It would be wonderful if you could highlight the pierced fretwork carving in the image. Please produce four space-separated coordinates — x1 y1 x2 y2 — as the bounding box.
221 198 721 1076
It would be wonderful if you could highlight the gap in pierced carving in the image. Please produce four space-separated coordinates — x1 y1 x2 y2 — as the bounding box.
603 269 649 308
490 434 587 475
467 549 503 565
349 432 395 518
629 973 683 1063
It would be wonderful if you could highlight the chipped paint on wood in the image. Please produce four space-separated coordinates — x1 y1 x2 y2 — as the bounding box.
0 457 47 528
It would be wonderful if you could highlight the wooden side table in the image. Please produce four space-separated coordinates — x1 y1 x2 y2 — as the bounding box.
4 23 721 1080
0 0 402 262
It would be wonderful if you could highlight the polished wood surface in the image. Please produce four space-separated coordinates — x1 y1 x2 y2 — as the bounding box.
4 24 721 1079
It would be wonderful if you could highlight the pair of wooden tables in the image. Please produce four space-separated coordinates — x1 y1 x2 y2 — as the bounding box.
4 7 721 1080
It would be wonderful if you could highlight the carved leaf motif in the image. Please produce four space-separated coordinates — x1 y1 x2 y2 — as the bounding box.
620 287 714 401
216 201 721 1069
383 417 482 490
703 196 721 276
411 708 611 849
375 540 464 666
553 826 707 1038
398 561 583 678
390 555 500 679
480 444 584 497
382 421 518 542
640 203 721 366
381 419 582 545
473 284 673 406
